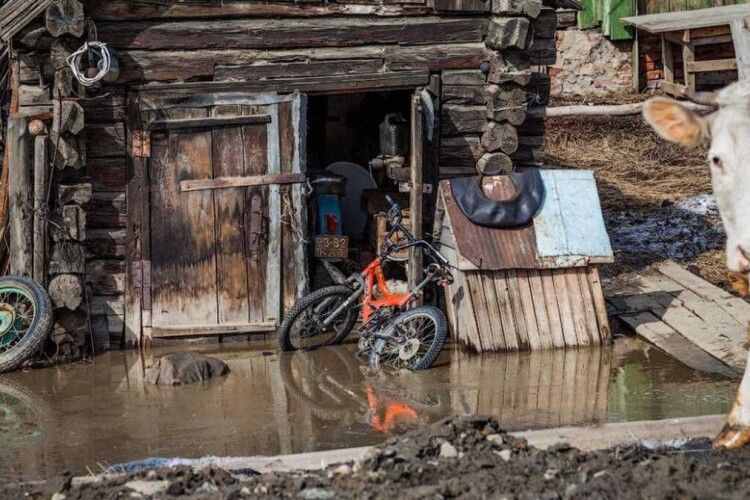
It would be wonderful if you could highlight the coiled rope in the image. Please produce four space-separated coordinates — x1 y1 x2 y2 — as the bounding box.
66 41 111 87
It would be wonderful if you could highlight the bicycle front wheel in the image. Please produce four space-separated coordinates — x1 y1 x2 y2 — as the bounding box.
277 285 359 351
369 305 448 371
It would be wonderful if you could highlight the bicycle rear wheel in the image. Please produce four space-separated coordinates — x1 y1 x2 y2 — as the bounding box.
277 285 359 351
369 305 448 371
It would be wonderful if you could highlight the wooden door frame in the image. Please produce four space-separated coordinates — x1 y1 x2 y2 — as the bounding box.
124 91 307 347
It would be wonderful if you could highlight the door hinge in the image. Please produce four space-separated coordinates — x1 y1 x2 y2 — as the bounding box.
131 130 151 158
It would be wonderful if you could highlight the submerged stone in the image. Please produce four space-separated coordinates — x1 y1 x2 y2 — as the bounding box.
145 351 229 386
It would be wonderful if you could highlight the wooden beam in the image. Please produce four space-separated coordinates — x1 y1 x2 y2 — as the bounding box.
7 115 32 277
659 80 687 97
148 114 271 131
118 43 484 83
32 134 47 284
619 311 737 377
151 322 277 338
685 58 738 73
89 1 433 20
215 71 432 95
98 17 487 51
682 34 696 92
216 59 384 82
661 34 675 84
408 90 424 293
731 16 750 81
180 173 306 192
124 109 148 348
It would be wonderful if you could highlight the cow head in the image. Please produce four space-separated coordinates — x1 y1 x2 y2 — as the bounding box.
643 82 750 281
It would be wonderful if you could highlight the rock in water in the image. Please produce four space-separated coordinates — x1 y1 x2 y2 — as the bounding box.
145 352 229 385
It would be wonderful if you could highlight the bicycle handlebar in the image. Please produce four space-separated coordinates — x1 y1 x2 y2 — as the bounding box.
380 195 450 272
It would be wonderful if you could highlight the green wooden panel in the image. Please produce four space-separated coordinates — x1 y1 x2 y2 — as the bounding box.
609 0 636 39
602 0 611 35
578 0 601 28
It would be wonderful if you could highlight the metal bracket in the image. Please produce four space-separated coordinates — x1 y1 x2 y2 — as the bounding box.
248 195 263 254
142 260 152 312
398 182 433 194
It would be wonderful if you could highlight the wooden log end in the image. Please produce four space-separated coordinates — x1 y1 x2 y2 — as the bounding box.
48 274 84 311
477 152 513 176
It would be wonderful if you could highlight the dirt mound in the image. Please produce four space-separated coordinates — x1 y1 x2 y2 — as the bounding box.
7 416 750 499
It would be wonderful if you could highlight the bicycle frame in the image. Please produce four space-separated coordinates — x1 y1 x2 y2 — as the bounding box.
361 258 413 324
320 200 451 331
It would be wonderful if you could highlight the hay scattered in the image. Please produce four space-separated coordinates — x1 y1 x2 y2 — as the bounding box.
543 92 728 288
544 114 710 211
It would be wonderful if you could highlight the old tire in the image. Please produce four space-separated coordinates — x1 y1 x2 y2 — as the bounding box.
370 305 448 371
0 276 53 373
277 285 359 351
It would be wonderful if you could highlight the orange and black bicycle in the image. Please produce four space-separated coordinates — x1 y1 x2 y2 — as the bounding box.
277 196 453 371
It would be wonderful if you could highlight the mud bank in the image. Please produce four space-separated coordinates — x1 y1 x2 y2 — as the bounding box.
7 416 750 499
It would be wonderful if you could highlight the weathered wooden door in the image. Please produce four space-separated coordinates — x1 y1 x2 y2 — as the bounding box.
127 92 308 341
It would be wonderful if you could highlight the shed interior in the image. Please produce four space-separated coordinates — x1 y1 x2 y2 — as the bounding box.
305 89 416 286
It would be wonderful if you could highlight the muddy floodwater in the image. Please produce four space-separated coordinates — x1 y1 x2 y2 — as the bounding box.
0 337 737 482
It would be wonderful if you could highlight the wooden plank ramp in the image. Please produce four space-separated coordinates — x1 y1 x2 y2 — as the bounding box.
70 414 726 483
607 260 748 377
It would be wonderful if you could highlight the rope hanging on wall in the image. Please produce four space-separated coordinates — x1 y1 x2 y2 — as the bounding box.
66 41 111 87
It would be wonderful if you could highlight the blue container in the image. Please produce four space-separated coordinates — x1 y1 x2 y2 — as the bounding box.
316 194 344 236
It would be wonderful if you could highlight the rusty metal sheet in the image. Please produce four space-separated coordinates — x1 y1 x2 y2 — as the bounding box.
442 177 542 270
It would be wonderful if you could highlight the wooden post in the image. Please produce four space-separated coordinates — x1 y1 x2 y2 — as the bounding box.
731 16 750 81
33 134 48 284
661 34 675 85
423 74 441 245
7 115 32 277
682 30 696 93
408 90 424 292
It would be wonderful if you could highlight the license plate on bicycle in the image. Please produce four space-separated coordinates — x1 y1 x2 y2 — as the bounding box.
314 235 349 259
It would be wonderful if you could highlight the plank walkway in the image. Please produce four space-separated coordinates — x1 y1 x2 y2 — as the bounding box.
70 414 727 484
607 260 749 377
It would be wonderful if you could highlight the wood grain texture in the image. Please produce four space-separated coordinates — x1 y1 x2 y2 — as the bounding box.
149 107 218 328
116 43 486 83
241 105 271 323
98 17 487 51
212 105 251 325
88 1 433 21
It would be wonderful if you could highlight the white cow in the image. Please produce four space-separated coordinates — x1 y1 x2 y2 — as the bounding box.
643 80 750 448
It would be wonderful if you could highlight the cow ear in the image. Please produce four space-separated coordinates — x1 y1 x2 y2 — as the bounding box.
642 97 708 147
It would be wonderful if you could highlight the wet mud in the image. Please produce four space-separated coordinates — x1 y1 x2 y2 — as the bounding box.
5 415 750 499
0 338 737 482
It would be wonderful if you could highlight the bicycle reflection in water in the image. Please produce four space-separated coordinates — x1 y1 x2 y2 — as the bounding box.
280 346 447 435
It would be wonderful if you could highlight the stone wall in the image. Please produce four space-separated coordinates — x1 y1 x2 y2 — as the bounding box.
548 28 633 96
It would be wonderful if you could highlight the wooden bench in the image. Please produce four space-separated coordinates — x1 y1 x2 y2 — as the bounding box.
623 4 750 95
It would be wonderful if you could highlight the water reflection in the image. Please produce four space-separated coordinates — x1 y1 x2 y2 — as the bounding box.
0 338 736 482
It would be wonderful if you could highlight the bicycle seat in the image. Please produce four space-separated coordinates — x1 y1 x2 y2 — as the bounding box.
449 170 544 228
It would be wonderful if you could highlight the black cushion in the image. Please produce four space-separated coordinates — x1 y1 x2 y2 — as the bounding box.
450 170 545 228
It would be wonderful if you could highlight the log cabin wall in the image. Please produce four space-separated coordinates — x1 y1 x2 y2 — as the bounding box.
6 0 555 349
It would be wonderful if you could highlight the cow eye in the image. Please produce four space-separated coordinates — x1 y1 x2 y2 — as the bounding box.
711 156 725 172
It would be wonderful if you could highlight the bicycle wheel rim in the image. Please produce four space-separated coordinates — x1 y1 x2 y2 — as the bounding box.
0 286 36 354
288 293 352 350
376 313 438 369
